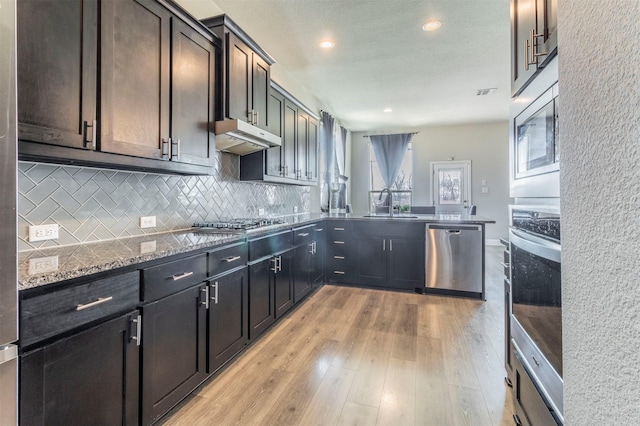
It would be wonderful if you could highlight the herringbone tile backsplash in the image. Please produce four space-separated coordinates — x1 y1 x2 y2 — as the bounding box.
18 153 310 251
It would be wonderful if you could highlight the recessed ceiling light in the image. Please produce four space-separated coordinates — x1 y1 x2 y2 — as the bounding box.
383 108 393 113
422 20 442 31
319 40 335 49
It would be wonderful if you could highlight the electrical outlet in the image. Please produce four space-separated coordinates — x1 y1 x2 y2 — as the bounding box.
258 208 265 216
140 240 157 254
293 206 298 213
482 187 489 193
481 179 487 186
29 224 59 242
140 216 156 228
28 256 59 275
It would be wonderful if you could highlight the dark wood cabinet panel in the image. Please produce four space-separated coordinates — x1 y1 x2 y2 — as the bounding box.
171 19 216 166
355 236 387 287
252 55 270 131
20 311 139 426
307 117 319 182
208 267 248 373
282 99 297 179
265 91 285 176
293 243 313 303
17 0 97 149
100 0 171 160
387 238 425 289
511 0 558 96
296 111 308 180
141 284 207 425
312 225 325 285
248 258 276 339
274 250 294 318
226 32 252 123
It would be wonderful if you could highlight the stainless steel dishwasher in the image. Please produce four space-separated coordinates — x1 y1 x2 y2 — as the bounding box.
425 224 483 296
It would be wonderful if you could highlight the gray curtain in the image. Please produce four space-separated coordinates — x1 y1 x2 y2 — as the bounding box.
319 111 336 212
338 126 348 209
370 133 413 189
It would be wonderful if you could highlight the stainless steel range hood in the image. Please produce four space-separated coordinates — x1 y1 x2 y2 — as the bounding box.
215 119 281 156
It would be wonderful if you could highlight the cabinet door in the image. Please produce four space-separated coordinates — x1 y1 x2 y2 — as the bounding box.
208 267 248 374
307 117 319 182
265 91 284 177
20 312 139 426
536 0 558 65
275 250 294 317
511 0 537 96
252 55 270 131
296 111 308 180
226 32 251 123
100 0 170 159
282 99 297 178
293 244 313 303
17 0 97 149
171 20 216 166
248 258 276 339
141 284 207 425
355 236 387 287
312 226 325 284
387 238 425 289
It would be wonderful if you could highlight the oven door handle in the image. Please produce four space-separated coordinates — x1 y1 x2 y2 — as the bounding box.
509 229 561 263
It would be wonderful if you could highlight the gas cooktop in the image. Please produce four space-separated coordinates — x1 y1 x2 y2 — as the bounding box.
192 218 287 234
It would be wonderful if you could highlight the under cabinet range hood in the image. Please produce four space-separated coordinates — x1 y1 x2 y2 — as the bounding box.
215 119 281 156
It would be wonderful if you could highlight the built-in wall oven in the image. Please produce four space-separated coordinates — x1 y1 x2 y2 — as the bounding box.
509 205 563 425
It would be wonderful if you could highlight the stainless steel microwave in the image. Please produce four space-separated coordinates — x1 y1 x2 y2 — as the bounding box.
510 57 559 199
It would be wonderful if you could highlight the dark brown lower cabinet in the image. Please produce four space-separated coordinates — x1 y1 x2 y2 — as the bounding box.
293 242 313 303
208 267 249 374
386 238 425 289
20 311 140 425
248 250 293 340
141 284 207 425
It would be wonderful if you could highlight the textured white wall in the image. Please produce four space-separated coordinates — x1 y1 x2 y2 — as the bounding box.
559 1 640 423
350 122 511 241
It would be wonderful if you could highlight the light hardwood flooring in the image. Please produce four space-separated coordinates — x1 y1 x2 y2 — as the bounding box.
163 246 513 426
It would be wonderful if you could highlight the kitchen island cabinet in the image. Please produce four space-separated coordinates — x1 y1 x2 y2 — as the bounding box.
17 0 218 175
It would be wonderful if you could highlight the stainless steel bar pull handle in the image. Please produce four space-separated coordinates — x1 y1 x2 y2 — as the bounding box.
278 255 283 272
223 255 241 263
334 271 345 275
315 228 323 232
334 227 344 231
271 257 278 273
334 241 345 244
446 230 461 234
76 296 113 311
298 232 310 237
389 239 393 251
210 281 219 304
172 271 194 281
131 314 142 346
383 239 386 251
500 262 510 268
201 286 210 309
334 255 345 259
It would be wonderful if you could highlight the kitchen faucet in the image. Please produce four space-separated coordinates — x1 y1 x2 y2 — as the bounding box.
378 188 393 217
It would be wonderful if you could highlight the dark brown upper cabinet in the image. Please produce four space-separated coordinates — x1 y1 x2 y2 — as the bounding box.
17 0 218 175
17 0 97 150
239 82 319 186
511 0 558 96
203 15 274 132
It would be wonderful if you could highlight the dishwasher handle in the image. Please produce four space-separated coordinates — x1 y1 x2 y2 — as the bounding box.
427 224 481 232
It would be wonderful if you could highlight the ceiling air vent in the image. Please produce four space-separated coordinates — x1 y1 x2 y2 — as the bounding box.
476 88 498 96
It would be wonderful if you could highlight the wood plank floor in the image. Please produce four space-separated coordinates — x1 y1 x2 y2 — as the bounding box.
162 246 513 426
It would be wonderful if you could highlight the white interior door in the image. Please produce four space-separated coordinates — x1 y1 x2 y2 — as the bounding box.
431 161 471 214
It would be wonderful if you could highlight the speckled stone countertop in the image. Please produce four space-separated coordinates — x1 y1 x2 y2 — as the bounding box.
18 212 494 291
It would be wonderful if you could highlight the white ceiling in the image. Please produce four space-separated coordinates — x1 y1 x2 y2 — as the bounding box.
177 0 512 132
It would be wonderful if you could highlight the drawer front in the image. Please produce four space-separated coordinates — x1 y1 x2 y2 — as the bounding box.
327 238 352 255
326 266 354 283
21 271 139 347
208 242 248 277
327 220 352 239
293 225 315 246
142 254 207 301
249 230 292 261
326 252 351 265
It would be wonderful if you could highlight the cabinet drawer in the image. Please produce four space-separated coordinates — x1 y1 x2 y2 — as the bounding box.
249 230 292 261
353 220 425 239
293 225 315 246
21 271 139 347
208 242 247 277
327 252 351 265
327 266 354 283
327 220 352 236
141 254 207 302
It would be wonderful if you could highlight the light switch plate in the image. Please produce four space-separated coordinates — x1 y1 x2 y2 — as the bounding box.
293 206 298 213
140 240 157 254
140 216 156 228
29 224 59 242
258 208 265 216
482 187 489 193
481 179 487 186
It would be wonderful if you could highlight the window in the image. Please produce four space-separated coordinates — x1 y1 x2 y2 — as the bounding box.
369 143 413 213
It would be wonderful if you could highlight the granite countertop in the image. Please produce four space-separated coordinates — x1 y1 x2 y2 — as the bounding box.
18 212 494 291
